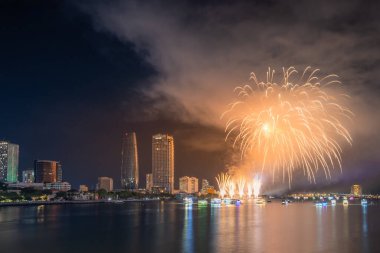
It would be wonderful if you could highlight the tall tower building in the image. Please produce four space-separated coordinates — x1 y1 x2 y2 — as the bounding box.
34 160 61 183
152 134 174 193
0 141 19 183
121 132 139 189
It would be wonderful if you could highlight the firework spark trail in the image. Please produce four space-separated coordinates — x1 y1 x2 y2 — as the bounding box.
247 183 253 198
228 180 236 198
237 177 246 198
216 173 230 198
222 67 353 184
253 175 262 198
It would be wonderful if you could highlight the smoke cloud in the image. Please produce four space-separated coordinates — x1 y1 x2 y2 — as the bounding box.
81 0 380 190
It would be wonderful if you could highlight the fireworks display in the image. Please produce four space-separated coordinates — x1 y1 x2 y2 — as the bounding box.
215 172 262 199
222 67 353 184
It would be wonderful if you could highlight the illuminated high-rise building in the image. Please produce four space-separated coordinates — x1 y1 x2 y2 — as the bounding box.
121 132 139 189
179 176 199 193
0 141 19 183
22 169 35 183
152 134 174 193
34 160 61 183
351 184 362 197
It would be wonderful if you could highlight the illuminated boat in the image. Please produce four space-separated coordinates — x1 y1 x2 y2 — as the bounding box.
255 198 266 205
183 197 193 204
361 199 368 206
343 199 349 206
198 199 208 206
331 199 336 206
230 199 242 206
222 198 232 205
281 199 289 205
315 202 323 207
211 198 222 205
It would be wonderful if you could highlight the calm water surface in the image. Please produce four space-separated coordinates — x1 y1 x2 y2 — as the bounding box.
0 201 378 253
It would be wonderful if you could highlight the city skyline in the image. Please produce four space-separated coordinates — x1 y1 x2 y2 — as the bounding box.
0 0 379 193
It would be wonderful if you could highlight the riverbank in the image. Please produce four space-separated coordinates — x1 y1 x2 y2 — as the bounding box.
0 198 161 207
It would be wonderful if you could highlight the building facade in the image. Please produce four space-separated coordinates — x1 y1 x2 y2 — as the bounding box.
97 177 113 192
146 173 153 191
79 184 89 192
0 141 19 183
152 134 174 193
22 169 35 183
34 160 61 183
57 163 62 182
179 176 199 193
351 184 362 197
44 182 71 192
121 132 139 190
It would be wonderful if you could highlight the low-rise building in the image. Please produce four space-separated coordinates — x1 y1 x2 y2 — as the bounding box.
79 184 89 192
97 177 113 192
179 176 199 193
44 182 71 192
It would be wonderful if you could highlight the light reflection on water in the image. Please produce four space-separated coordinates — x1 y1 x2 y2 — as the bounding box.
0 201 378 253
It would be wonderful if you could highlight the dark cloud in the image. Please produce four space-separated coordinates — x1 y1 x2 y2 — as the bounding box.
81 0 380 192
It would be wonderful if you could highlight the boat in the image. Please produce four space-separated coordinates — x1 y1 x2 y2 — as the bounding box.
331 199 336 206
231 199 241 206
222 198 232 205
343 199 349 206
211 198 222 205
183 197 193 205
361 199 368 206
281 199 289 205
255 198 266 205
198 199 208 206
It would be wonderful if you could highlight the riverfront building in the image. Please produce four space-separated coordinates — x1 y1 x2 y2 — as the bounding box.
34 160 61 183
179 176 199 193
22 169 35 183
0 140 19 183
152 134 174 193
121 132 139 189
97 177 113 192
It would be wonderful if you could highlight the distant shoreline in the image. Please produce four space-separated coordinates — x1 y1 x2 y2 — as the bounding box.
0 199 161 207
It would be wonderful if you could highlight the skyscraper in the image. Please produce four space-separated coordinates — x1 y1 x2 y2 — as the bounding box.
0 141 19 183
34 160 61 183
152 134 174 193
121 132 139 189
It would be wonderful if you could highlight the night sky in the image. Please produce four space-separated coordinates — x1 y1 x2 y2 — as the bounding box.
1 0 379 193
